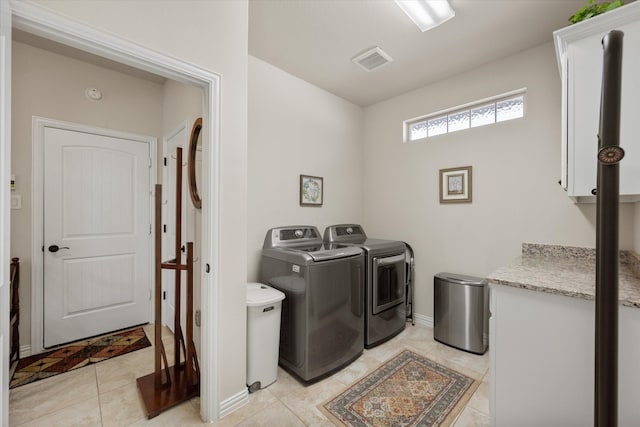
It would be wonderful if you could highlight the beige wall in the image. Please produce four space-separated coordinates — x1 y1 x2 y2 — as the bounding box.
24 0 249 409
11 40 164 347
161 80 204 183
362 42 636 320
163 81 203 137
247 56 364 280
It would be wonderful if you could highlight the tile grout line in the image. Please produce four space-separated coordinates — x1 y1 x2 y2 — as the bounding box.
230 325 489 427
9 366 101 427
94 366 106 427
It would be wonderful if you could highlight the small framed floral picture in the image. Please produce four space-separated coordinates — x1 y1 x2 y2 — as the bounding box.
300 175 323 207
439 166 472 203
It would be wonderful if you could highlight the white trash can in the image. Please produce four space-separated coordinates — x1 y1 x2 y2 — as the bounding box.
246 282 285 392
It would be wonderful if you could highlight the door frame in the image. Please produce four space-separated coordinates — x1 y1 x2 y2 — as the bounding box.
0 0 12 425
32 117 157 353
9 2 222 422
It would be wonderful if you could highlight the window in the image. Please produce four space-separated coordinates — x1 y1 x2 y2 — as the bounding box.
404 89 525 142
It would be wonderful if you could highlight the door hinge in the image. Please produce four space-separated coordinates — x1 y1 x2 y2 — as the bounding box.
148 289 152 300
148 157 152 168
149 224 152 235
163 291 166 300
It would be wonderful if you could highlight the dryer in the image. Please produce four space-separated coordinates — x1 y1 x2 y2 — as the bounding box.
324 224 407 348
261 226 364 382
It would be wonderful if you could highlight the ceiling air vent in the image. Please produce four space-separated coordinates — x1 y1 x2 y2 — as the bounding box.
351 47 393 72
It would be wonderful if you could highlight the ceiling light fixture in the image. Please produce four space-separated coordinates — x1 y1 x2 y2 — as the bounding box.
394 0 455 32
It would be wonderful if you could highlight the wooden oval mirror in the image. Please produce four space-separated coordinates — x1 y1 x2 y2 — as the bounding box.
188 117 202 209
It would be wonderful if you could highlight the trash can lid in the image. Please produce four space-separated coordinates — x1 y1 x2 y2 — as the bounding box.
435 272 486 286
247 282 285 306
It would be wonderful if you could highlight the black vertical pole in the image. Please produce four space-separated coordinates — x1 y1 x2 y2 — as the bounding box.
595 30 624 427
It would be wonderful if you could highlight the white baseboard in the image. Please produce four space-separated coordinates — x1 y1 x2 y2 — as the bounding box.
219 388 249 418
412 313 433 328
19 344 32 358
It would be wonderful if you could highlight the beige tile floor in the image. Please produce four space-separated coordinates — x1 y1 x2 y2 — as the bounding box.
9 323 490 427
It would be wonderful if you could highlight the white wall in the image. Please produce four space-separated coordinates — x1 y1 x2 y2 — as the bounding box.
247 56 364 280
11 40 164 348
27 0 249 410
362 42 635 320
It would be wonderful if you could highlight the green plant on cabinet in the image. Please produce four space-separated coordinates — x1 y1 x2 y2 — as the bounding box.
569 0 625 24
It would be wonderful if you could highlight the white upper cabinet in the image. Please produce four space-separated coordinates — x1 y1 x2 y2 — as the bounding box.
554 2 640 202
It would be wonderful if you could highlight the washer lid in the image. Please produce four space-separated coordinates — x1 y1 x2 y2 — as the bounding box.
246 282 285 306
289 245 362 261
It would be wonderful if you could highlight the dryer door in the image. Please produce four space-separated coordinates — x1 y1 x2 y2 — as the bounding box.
371 253 406 314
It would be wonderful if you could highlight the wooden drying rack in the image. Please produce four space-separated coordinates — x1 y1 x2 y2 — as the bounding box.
137 147 199 418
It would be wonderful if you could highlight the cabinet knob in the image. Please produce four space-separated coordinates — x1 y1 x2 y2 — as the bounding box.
591 188 598 196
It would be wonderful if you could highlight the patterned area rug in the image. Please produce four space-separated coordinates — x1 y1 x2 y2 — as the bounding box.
321 350 479 426
10 327 151 388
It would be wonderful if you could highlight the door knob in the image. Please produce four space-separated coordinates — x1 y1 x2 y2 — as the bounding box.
48 245 70 253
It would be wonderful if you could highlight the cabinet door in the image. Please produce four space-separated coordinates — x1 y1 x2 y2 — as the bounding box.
490 285 640 425
490 286 595 425
567 21 640 198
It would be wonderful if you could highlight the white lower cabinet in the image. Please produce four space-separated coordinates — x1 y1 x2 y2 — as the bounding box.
489 285 640 426
554 3 640 202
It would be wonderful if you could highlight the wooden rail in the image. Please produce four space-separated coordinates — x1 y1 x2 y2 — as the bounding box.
10 257 20 368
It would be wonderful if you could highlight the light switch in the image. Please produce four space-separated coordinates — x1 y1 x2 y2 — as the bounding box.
11 194 21 210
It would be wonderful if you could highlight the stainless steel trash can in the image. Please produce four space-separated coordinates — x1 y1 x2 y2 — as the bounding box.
434 273 488 354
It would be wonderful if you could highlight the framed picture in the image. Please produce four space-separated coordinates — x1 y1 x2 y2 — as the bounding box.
439 166 472 203
300 175 323 206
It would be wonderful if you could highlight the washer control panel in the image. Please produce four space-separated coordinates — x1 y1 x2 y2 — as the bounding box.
265 226 322 248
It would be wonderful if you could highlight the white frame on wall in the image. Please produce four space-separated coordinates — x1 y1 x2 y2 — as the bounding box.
8 2 222 422
439 165 472 204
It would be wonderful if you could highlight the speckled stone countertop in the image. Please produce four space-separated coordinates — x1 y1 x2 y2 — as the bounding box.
486 243 640 308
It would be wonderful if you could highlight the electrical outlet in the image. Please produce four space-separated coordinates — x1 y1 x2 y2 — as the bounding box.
11 195 21 210
195 310 201 327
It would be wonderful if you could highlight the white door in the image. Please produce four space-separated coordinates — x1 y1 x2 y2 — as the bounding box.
0 0 12 424
162 123 187 334
43 126 152 348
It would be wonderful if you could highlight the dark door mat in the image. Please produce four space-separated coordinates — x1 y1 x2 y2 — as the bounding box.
10 327 151 389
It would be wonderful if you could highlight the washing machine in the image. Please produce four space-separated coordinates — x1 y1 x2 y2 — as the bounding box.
261 226 364 382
